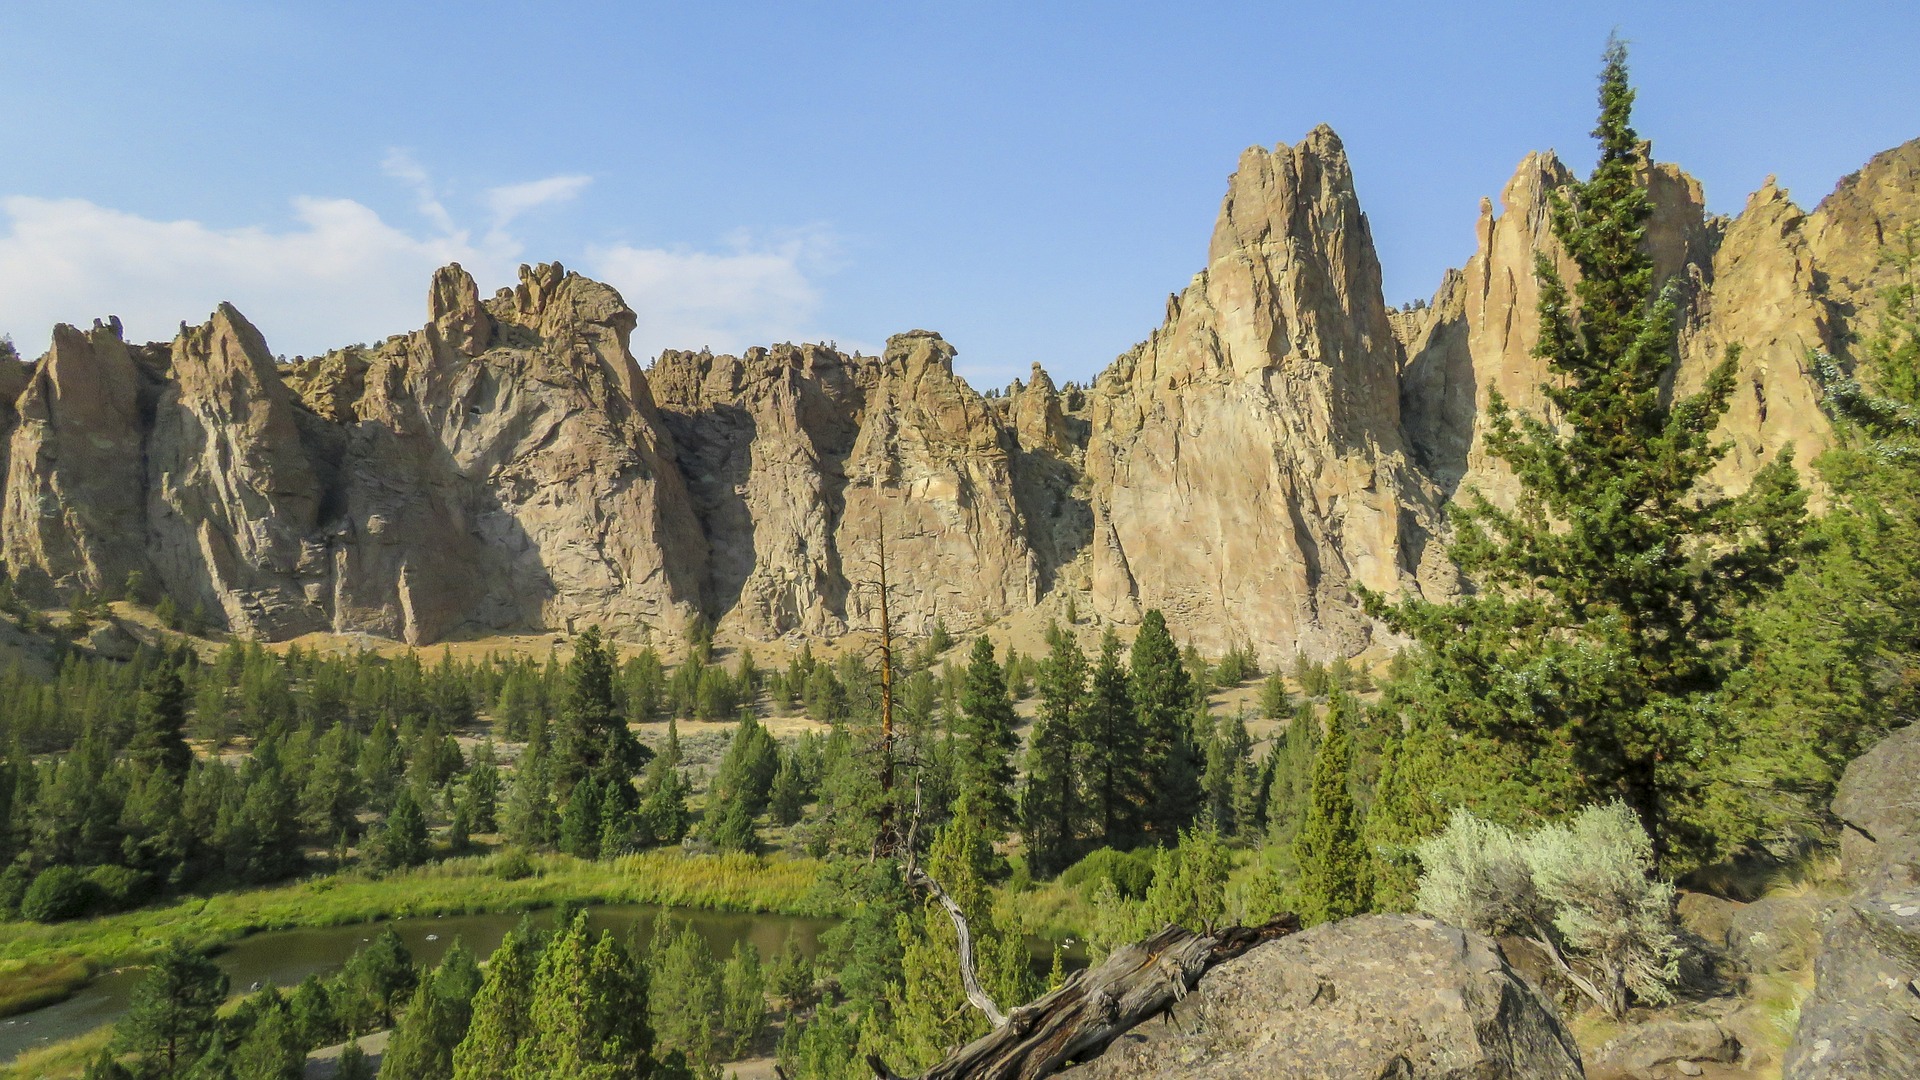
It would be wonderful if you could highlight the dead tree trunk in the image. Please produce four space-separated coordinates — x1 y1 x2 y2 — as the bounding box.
868 916 1301 1080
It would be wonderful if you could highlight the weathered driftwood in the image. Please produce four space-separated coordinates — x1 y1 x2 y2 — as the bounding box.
868 915 1302 1080
909 866 1010 1027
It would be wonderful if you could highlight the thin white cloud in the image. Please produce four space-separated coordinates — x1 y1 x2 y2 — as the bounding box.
588 228 837 362
485 175 592 232
0 167 838 366
0 194 502 357
380 148 457 236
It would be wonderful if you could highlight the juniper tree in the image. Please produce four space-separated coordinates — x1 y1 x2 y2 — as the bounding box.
452 930 535 1080
1367 41 1804 871
1291 694 1369 925
114 940 228 1078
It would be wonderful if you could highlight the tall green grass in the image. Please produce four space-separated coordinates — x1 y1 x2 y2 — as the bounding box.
0 850 825 1021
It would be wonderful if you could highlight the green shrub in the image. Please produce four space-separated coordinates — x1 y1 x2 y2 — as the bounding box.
1061 847 1155 901
0 859 31 918
21 865 95 922
83 865 153 913
492 848 536 881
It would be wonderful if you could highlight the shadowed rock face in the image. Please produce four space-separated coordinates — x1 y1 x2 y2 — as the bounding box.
650 331 1038 641
1785 723 1920 1079
1 135 1914 653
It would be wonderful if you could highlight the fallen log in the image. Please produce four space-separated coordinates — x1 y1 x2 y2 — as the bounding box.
868 915 1302 1080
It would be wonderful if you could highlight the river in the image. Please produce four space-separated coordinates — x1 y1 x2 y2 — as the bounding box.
0 905 835 1065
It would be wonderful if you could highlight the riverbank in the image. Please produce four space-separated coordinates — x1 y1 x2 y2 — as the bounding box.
0 849 826 1021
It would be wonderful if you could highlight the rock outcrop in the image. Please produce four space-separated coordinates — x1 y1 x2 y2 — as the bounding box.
147 304 329 637
1059 914 1584 1080
3 319 158 600
319 262 708 643
650 332 1039 640
1785 723 1920 1079
1395 148 1829 508
1087 127 1452 661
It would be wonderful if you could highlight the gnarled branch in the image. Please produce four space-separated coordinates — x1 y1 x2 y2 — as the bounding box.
870 915 1301 1080
908 866 1009 1028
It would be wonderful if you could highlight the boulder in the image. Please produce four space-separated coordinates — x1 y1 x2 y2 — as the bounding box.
1058 914 1583 1080
1729 894 1830 975
1831 723 1920 888
1676 891 1744 951
1784 889 1920 1079
1593 1018 1739 1077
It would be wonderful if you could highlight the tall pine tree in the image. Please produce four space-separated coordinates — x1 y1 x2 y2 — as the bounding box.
128 664 193 779
953 637 1018 834
1368 41 1804 871
555 627 650 799
1021 622 1087 876
1129 611 1202 840
1080 627 1143 848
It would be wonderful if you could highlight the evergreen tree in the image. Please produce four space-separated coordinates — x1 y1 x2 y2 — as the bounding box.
334 928 415 1034
1021 622 1087 876
1080 628 1142 849
1366 42 1805 871
383 965 471 1080
373 788 429 871
768 748 808 826
229 1004 303 1080
648 918 723 1073
720 938 768 1058
334 1038 374 1080
452 930 534 1080
953 637 1018 834
555 627 650 798
559 777 602 858
1129 611 1202 838
128 665 193 779
114 940 229 1078
634 737 693 849
1292 695 1369 925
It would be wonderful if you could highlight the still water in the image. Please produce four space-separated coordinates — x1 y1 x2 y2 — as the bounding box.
0 905 835 1065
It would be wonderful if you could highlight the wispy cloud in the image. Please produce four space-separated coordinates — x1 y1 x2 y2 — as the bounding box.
0 159 838 363
0 194 487 357
380 148 457 236
485 175 592 232
587 226 839 362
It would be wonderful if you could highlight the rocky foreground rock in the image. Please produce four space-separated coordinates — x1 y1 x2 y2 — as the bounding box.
1057 915 1584 1080
1785 722 1920 1079
1 134 1916 653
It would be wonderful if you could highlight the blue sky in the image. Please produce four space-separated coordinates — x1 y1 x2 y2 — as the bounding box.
2 1 1915 387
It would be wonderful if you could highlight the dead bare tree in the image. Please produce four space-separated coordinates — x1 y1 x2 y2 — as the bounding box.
865 916 1302 1080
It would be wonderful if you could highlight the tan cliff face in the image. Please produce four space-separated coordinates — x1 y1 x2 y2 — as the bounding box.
1 135 1914 656
1086 127 1452 662
650 331 1039 641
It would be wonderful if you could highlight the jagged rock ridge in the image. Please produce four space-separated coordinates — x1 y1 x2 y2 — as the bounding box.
1 134 1915 653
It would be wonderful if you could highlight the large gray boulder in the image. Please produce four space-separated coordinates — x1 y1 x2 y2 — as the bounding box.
1831 723 1920 890
1784 890 1920 1079
1058 914 1583 1080
1787 724 1920 1078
